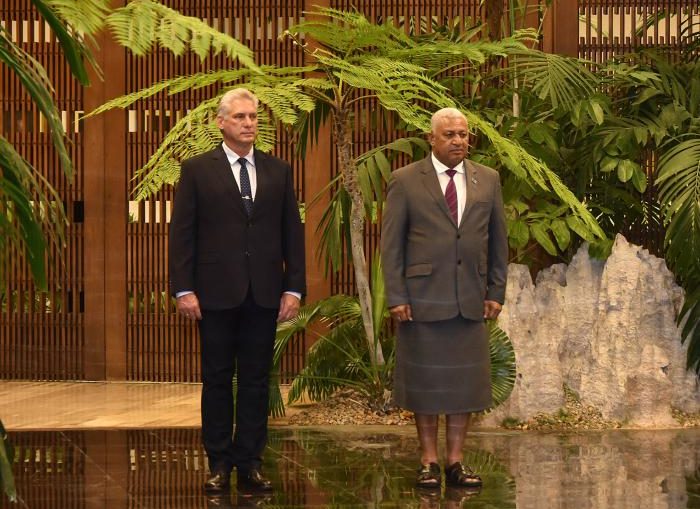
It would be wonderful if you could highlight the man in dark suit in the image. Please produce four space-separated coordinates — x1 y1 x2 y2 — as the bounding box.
381 108 508 489
169 88 306 493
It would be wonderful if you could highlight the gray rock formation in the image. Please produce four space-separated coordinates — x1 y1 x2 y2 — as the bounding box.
486 234 699 428
477 429 700 509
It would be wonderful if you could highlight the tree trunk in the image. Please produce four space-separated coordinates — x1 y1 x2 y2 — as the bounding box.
332 109 385 367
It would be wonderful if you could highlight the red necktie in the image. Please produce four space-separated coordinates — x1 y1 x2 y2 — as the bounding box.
445 169 458 224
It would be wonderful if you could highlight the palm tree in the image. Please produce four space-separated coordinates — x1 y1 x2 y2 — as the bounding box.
91 7 604 379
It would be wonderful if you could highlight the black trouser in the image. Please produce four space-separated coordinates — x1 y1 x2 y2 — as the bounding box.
198 291 277 473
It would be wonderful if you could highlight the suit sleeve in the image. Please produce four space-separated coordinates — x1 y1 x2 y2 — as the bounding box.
169 159 198 296
486 175 508 304
281 163 306 296
381 174 410 307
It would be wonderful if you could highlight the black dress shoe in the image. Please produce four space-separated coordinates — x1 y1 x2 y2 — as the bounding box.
237 468 273 492
204 470 231 493
444 462 482 487
415 462 441 489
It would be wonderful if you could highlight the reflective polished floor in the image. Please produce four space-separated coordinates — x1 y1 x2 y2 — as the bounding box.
4 426 700 508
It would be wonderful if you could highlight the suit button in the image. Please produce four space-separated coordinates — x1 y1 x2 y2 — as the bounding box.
457 260 462 265
247 221 252 227
245 251 250 257
457 234 461 239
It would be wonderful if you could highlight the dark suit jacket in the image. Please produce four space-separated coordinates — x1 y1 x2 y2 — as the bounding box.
381 156 508 322
169 146 306 310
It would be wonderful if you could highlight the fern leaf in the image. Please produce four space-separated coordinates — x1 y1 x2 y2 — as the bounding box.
107 0 259 71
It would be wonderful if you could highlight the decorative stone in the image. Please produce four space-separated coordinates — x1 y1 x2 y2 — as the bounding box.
485 234 698 428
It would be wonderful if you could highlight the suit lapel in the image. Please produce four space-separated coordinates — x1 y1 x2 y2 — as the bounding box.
420 158 455 226
251 149 270 219
459 159 479 229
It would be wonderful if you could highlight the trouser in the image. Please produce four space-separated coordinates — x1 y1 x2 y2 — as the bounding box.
198 290 277 473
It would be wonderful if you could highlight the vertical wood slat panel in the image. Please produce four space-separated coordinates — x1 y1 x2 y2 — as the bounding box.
2 0 696 382
0 0 84 380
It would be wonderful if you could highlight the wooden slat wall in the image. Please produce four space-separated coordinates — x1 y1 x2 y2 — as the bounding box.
1 0 696 382
127 429 206 508
0 1 85 380
0 431 86 509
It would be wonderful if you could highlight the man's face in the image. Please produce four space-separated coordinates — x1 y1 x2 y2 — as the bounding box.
216 98 258 149
428 115 469 168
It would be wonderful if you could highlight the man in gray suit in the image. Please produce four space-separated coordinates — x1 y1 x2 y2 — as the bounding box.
381 107 508 489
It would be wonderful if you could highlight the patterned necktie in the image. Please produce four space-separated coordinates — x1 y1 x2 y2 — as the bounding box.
445 168 458 224
238 158 253 216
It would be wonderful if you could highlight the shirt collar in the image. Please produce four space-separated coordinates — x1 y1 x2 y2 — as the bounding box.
431 153 464 175
221 142 254 167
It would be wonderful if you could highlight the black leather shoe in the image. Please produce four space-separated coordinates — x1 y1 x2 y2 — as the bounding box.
445 461 482 487
204 470 231 493
237 468 273 492
415 462 441 489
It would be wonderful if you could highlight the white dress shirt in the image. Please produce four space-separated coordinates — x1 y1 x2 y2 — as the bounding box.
431 153 466 226
221 142 257 199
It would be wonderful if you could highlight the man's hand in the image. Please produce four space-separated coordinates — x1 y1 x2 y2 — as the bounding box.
389 304 413 323
483 300 502 320
278 293 301 322
177 293 202 320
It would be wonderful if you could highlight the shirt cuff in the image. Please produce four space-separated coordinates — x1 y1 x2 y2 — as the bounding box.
176 291 194 298
284 291 302 301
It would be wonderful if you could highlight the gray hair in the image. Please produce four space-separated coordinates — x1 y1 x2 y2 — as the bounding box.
430 107 467 132
217 88 259 118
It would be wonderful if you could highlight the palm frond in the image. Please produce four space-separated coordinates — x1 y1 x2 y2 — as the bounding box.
287 7 409 55
390 32 533 72
0 136 66 291
656 137 700 373
507 50 600 111
106 0 259 70
0 28 72 178
131 94 282 200
657 137 700 277
34 0 106 84
487 321 516 409
86 68 251 117
44 0 110 35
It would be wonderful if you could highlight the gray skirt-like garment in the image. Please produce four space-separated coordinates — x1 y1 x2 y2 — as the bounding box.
392 317 492 414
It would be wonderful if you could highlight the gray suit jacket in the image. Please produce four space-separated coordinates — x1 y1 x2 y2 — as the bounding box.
381 156 508 322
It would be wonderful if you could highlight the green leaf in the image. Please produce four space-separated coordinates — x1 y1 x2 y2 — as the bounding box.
600 156 619 173
617 159 638 182
588 100 605 125
530 222 558 255
633 126 648 145
566 215 595 242
373 151 392 182
508 219 529 249
588 238 613 259
550 218 571 250
630 167 648 193
632 87 662 105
